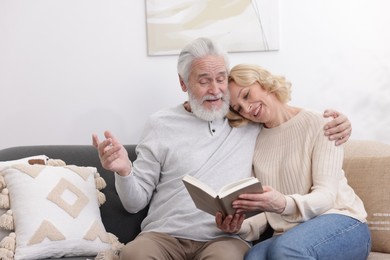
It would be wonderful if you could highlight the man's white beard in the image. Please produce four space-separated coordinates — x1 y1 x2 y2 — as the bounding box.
188 91 230 121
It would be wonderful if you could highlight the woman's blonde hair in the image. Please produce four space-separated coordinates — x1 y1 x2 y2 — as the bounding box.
227 64 292 127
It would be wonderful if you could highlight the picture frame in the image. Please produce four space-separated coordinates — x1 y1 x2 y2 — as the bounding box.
145 0 279 56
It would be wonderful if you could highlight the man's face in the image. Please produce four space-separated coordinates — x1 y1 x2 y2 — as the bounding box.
186 55 230 121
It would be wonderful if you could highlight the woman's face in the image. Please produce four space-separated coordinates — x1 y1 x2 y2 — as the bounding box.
229 81 276 124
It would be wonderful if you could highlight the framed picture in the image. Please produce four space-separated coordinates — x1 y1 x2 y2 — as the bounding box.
145 0 279 56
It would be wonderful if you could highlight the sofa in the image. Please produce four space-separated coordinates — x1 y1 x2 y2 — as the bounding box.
0 139 389 259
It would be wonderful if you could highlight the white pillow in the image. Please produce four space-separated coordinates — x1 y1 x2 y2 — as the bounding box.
0 163 114 260
0 155 49 241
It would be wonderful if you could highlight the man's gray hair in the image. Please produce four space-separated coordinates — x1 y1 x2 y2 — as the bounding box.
177 37 230 85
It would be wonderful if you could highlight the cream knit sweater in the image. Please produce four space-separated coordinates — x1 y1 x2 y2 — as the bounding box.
240 109 367 241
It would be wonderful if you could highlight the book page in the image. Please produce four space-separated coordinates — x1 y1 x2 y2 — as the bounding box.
182 175 217 197
218 177 259 198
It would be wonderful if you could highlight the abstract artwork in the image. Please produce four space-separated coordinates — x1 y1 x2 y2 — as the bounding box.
145 0 279 55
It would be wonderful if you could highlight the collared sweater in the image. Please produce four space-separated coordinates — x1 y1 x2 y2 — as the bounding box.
240 109 367 241
115 104 261 242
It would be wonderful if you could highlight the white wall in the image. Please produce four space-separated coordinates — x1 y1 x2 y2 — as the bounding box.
1 0 389 150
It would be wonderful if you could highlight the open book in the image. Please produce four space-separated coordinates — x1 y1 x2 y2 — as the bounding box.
182 175 263 219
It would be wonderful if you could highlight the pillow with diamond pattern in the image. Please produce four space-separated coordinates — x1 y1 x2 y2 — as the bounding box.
0 163 114 259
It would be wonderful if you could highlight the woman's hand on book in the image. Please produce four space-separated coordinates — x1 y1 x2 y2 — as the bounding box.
233 186 286 214
215 211 245 234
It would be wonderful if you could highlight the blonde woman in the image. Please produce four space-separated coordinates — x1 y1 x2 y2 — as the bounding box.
218 64 371 260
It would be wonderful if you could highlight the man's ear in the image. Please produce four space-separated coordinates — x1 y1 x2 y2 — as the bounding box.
179 75 187 92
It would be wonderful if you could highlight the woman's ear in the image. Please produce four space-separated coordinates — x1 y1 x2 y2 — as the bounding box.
179 75 187 92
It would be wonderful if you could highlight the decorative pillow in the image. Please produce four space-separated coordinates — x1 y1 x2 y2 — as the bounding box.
0 155 49 242
343 156 390 253
0 162 120 260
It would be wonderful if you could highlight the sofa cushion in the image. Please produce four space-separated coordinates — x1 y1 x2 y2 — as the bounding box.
0 163 114 259
344 140 390 254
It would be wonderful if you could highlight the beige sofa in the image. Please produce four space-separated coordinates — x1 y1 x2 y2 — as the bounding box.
343 140 390 259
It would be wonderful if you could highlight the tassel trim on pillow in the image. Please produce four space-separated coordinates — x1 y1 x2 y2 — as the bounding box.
0 176 6 191
95 173 107 190
0 211 13 231
97 191 106 207
0 232 15 260
0 189 9 209
94 172 107 207
0 233 15 251
0 247 14 260
95 233 123 260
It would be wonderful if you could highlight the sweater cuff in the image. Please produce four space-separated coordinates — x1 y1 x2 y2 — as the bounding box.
115 169 134 181
237 213 268 241
281 195 295 216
